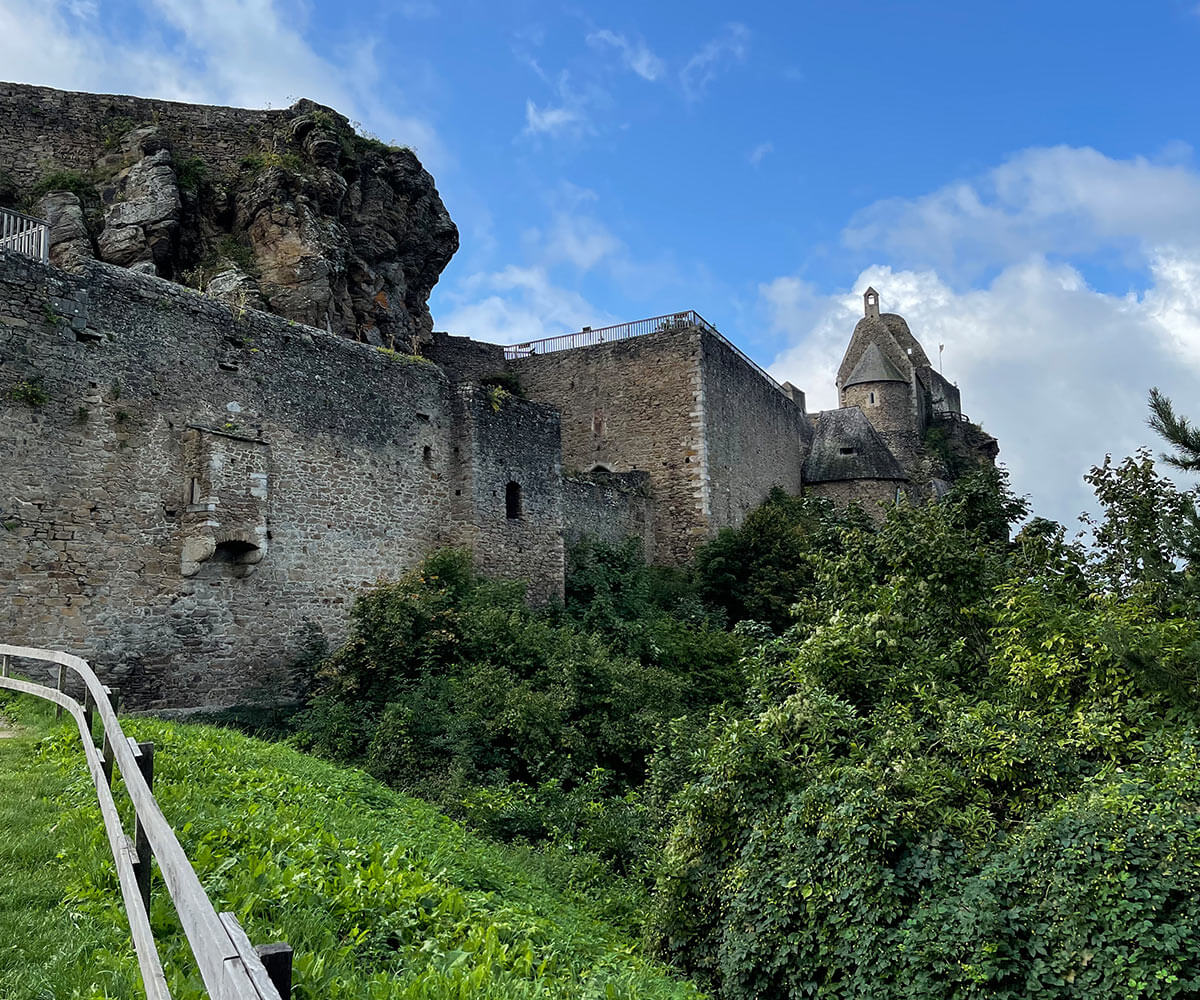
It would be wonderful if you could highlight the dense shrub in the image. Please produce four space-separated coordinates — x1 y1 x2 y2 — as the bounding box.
294 545 746 878
647 460 1200 999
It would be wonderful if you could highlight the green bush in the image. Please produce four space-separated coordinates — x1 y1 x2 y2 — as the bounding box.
30 169 93 203
646 457 1200 998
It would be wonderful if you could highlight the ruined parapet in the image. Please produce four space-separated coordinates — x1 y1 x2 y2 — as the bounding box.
0 81 459 348
449 385 565 603
562 469 654 556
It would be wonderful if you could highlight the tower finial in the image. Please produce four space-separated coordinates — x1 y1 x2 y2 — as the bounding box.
864 286 880 319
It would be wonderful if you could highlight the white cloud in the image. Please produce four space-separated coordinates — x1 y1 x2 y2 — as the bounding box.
586 29 665 81
440 266 615 346
542 213 623 270
749 141 774 167
524 99 586 137
680 22 750 101
844 145 1200 278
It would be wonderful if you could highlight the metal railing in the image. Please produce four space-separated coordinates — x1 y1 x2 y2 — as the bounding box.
0 645 292 1000
932 409 971 424
504 310 787 396
0 207 50 262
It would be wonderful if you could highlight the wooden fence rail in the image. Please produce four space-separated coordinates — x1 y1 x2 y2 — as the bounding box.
0 644 292 1000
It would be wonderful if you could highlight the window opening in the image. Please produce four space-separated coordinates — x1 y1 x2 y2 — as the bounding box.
189 477 202 504
505 481 522 519
839 447 857 456
423 445 433 467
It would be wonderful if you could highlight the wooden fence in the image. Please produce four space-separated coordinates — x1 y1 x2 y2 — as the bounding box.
0 207 49 262
0 644 292 1000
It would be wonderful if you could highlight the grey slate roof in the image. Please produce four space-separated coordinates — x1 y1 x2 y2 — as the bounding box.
803 407 907 483
842 342 907 388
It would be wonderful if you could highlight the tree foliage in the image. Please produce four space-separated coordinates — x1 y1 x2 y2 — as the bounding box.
647 457 1200 999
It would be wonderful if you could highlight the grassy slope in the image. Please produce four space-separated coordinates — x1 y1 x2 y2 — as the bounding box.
0 698 700 1000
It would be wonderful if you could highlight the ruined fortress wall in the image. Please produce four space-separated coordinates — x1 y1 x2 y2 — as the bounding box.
0 253 459 709
509 330 706 565
562 471 654 556
0 82 282 190
427 331 507 387
451 388 565 604
805 477 903 516
699 332 809 532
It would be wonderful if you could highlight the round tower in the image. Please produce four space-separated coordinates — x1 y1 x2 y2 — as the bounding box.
840 342 910 435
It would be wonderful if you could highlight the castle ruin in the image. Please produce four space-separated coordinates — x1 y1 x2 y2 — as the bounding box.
0 84 997 709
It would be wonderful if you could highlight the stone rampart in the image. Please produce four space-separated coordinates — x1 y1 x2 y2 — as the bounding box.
700 332 810 530
510 329 706 565
0 81 282 190
562 471 654 556
0 252 558 708
450 386 565 604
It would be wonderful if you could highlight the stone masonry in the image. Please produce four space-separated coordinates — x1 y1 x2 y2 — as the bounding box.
0 253 558 707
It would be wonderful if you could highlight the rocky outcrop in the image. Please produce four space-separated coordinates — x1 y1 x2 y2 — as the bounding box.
36 191 92 268
94 126 182 275
4 87 458 346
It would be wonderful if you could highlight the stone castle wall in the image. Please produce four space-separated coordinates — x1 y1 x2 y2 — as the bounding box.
451 387 565 604
0 82 282 191
562 471 654 556
805 477 904 514
510 327 812 564
0 252 562 708
510 330 706 564
700 333 810 530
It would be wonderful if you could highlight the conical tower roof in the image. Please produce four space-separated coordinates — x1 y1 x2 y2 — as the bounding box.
842 342 907 388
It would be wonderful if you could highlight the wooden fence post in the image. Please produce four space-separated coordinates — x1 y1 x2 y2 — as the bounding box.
255 942 294 1000
1 654 8 678
132 740 155 914
55 664 65 719
102 730 114 786
82 687 94 742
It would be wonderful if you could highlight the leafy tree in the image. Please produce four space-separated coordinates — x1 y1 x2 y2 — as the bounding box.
1080 449 1200 612
695 489 864 629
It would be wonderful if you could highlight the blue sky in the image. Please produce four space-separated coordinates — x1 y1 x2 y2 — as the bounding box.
5 0 1200 525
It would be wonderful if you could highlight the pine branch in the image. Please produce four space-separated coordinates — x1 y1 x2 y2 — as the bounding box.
1148 387 1200 473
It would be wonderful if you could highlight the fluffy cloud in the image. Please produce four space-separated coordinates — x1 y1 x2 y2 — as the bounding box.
844 145 1200 279
439 266 614 347
766 147 1200 527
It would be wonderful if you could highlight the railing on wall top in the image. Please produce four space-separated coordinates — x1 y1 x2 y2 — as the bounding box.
0 207 50 262
0 645 292 1000
503 310 788 396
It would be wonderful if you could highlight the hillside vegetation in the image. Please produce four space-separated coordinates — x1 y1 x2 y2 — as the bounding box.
8 394 1200 999
288 424 1200 998
0 699 699 999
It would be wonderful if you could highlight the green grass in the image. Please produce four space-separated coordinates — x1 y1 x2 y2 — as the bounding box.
0 696 700 999
0 697 145 998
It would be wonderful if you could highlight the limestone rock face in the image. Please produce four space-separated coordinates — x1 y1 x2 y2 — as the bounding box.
95 127 182 276
13 96 458 346
36 191 93 269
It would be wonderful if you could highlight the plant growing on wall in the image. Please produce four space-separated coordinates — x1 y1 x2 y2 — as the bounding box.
9 379 48 408
486 385 511 412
